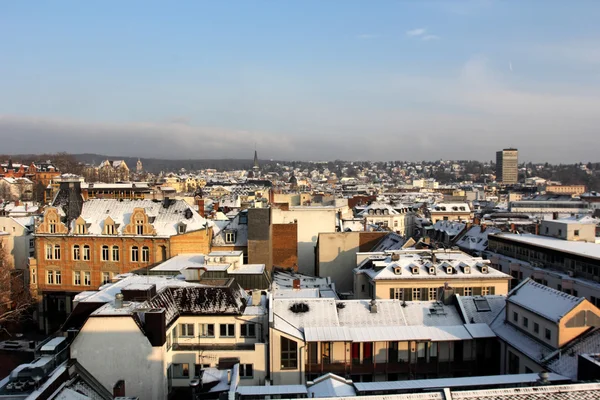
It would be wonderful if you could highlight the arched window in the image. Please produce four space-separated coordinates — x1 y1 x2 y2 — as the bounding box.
73 245 80 261
131 246 139 262
112 246 120 261
142 246 150 262
102 245 109 261
136 220 144 235
83 245 90 261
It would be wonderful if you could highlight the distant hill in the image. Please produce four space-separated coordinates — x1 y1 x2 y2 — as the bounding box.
72 154 260 174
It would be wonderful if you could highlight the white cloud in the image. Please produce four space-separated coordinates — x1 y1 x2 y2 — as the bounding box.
406 28 426 37
356 33 380 39
421 35 440 41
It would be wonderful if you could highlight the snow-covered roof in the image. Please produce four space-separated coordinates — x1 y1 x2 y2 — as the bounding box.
211 210 248 247
272 271 336 299
73 199 210 237
307 373 356 398
430 202 471 213
358 202 400 216
355 250 510 281
456 295 506 325
456 225 501 253
371 233 408 252
508 279 583 322
432 220 466 237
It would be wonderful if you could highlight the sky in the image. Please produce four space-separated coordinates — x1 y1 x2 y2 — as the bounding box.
1 0 600 163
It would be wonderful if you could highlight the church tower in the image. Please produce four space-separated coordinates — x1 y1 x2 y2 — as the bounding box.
252 150 260 178
136 158 143 173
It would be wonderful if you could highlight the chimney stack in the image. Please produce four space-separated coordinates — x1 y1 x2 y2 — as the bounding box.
197 199 205 218
113 380 125 398
370 299 378 313
115 293 124 309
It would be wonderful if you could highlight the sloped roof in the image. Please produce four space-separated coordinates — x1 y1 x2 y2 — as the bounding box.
508 279 583 322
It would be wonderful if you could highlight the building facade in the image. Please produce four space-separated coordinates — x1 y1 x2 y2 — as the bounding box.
496 148 519 184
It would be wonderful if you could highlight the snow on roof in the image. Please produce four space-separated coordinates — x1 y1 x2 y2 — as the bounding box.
456 295 506 325
430 202 470 213
227 264 265 274
75 199 210 237
492 233 600 260
150 254 206 272
432 220 466 237
508 279 583 322
356 250 510 281
450 383 600 400
236 384 308 396
456 226 501 253
358 202 400 216
464 323 496 338
354 373 570 394
307 373 356 398
211 211 248 247
544 328 600 379
371 233 408 252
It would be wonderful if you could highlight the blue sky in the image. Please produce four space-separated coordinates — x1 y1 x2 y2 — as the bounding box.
1 0 600 162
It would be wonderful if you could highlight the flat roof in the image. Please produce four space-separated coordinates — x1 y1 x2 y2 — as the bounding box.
490 233 600 260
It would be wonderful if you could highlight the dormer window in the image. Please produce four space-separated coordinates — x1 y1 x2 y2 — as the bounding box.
411 266 419 275
480 265 489 274
225 231 236 244
429 267 436 275
446 267 454 275
178 224 187 234
105 224 115 235
393 266 402 275
49 223 56 234
463 266 471 274
76 223 86 234
136 220 144 235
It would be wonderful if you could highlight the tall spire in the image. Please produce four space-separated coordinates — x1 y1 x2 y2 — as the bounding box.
253 149 259 170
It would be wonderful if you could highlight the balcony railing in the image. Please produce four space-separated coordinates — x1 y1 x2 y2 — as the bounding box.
172 341 256 352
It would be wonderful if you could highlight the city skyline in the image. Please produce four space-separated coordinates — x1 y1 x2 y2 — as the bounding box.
2 1 600 162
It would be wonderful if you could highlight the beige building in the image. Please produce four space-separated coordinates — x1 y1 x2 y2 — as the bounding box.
353 249 511 301
0 216 35 273
546 185 586 195
496 148 518 184
357 202 415 238
429 202 473 223
490 279 600 376
0 177 34 201
540 216 597 242
69 275 267 399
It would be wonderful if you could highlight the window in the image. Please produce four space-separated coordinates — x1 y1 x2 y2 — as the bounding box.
412 288 420 301
55 271 61 284
240 324 256 338
481 287 490 296
83 245 90 261
178 225 186 234
49 223 56 234
281 337 298 369
534 322 539 334
180 323 194 337
112 246 119 261
172 363 189 378
194 364 211 378
464 287 473 296
84 271 91 286
105 224 115 235
102 245 109 261
76 223 85 234
131 246 139 262
393 288 403 300
102 272 111 284
29 239 34 248
508 351 520 374
47 270 54 284
199 323 215 338
30 268 36 284
428 287 437 301
558 229 562 236
142 246 149 262
523 317 529 328
73 245 80 260
225 231 236 244
220 324 235 338
239 364 254 379
361 284 365 292
513 312 518 322
46 244 53 260
545 328 551 340
166 333 172 350
574 230 580 237
136 221 144 235
74 272 81 285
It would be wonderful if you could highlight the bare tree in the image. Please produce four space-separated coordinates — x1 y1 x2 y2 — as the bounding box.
0 242 36 328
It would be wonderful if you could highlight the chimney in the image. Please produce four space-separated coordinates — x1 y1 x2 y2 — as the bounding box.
510 223 516 232
115 293 124 309
473 216 481 225
553 212 559 220
197 199 205 218
113 380 125 398
293 279 301 290
14 200 20 207
535 223 540 235
480 224 486 233
370 299 378 313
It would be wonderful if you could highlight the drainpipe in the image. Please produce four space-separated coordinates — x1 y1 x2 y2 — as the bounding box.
299 344 306 385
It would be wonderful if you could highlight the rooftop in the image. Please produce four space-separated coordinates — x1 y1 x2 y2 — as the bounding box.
490 233 600 260
507 279 583 322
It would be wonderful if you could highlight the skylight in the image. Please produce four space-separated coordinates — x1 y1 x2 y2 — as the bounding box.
474 298 491 312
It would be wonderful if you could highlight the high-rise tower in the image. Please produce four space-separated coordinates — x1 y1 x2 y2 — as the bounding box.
496 148 518 184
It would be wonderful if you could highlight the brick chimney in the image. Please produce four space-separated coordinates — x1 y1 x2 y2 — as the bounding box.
197 199 205 218
293 278 301 289
113 380 125 398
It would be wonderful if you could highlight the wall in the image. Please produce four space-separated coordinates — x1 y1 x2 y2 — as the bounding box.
0 217 33 272
269 328 306 386
541 220 595 242
248 208 272 269
373 278 509 300
169 228 213 255
272 223 298 269
272 208 337 275
71 316 167 400
506 303 559 349
317 232 386 293
559 300 600 347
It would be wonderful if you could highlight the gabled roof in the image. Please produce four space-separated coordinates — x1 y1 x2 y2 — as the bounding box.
507 279 583 322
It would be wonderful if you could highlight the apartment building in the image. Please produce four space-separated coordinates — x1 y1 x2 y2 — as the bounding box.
356 202 415 237
353 249 511 301
539 216 597 242
269 297 499 385
32 197 213 332
546 185 586 195
68 275 267 399
488 279 600 379
429 202 472 223
0 216 35 272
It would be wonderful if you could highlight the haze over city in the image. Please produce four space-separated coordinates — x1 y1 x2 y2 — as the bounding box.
2 0 600 162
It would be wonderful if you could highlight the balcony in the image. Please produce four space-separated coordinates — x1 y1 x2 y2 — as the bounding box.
306 359 477 377
172 342 256 352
